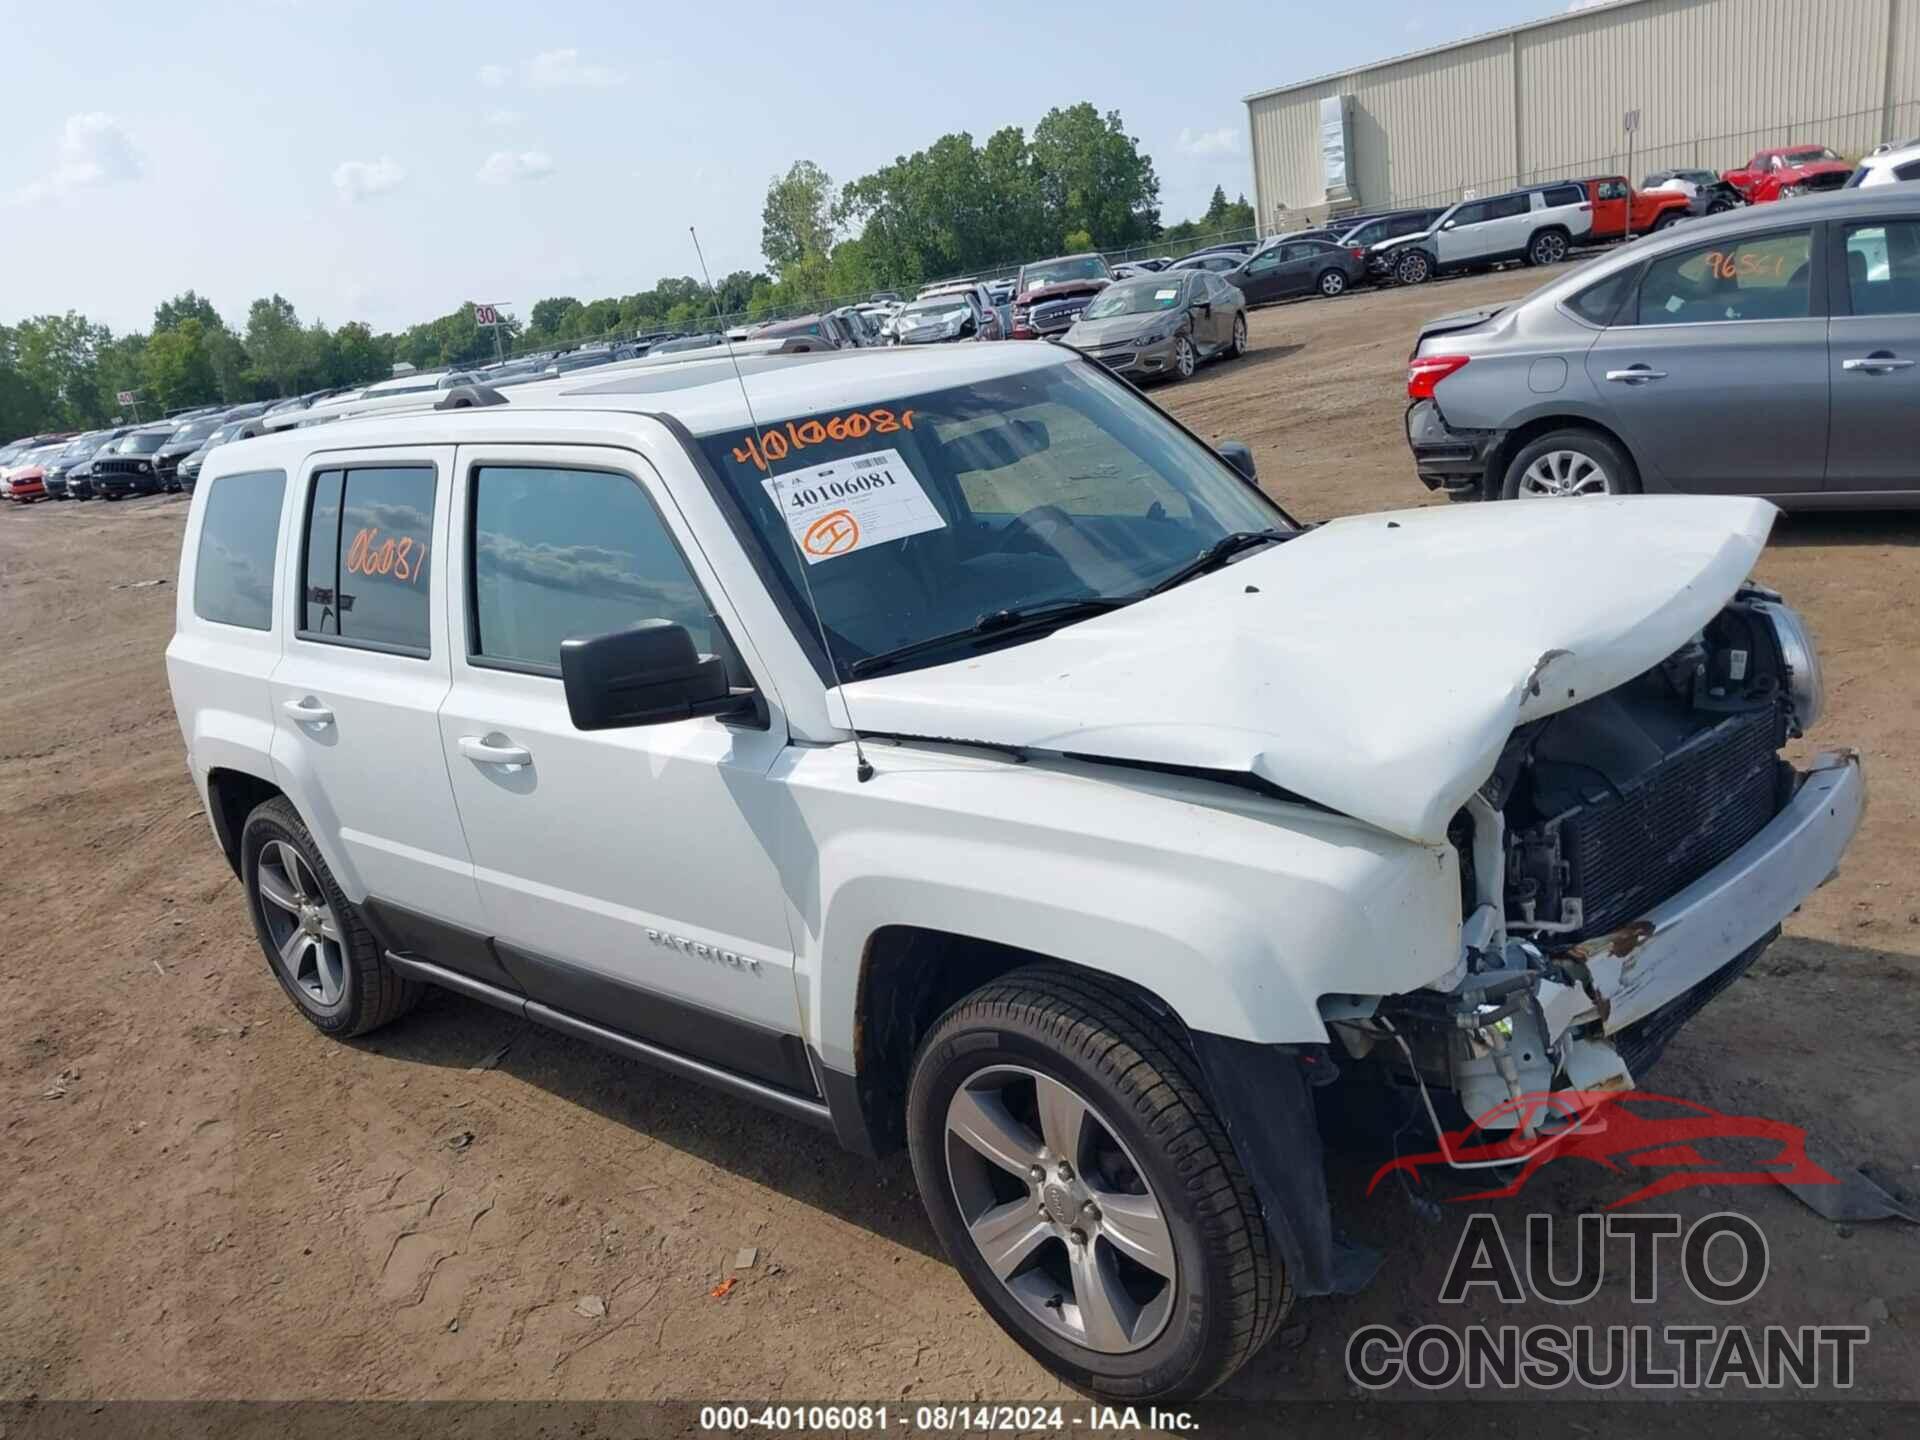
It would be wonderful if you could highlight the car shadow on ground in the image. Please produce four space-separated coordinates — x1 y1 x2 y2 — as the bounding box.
1770 509 1920 548
1186 342 1303 381
354 987 945 1259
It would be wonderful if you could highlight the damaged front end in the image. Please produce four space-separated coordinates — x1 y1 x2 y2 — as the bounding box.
1326 585 1865 1139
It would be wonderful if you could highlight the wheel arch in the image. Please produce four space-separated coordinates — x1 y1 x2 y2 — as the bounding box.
206 766 288 877
844 927 1198 1157
1483 410 1644 500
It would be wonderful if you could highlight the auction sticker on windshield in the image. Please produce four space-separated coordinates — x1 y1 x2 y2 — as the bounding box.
761 448 946 564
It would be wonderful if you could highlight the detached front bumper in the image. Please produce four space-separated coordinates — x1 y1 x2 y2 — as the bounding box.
1406 400 1505 497
1554 749 1866 1039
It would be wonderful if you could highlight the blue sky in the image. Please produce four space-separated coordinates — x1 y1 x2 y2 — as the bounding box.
1 0 1569 335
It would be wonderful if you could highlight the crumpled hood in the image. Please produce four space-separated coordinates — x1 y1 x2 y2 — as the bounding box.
841 496 1778 845
1018 280 1108 305
1067 311 1177 345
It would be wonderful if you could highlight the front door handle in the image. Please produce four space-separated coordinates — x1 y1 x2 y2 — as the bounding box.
1605 367 1669 383
1842 354 1916 373
282 697 334 727
458 734 533 771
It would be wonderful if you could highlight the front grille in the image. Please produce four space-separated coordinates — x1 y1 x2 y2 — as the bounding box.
1031 301 1090 331
1557 705 1784 939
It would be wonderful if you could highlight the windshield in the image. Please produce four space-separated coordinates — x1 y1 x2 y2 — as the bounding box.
902 299 970 319
1783 147 1841 165
206 422 243 444
116 431 170 454
170 417 223 444
1082 281 1187 319
694 362 1288 678
60 434 105 459
1021 256 1108 290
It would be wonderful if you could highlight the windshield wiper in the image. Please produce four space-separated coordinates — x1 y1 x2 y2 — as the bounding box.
845 596 1130 680
1142 530 1289 597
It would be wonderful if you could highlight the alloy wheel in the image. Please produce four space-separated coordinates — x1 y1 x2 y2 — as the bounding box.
945 1065 1177 1355
1532 232 1569 265
255 839 347 1006
1397 252 1430 285
1173 336 1196 378
1320 270 1346 296
1517 449 1612 498
1231 315 1247 355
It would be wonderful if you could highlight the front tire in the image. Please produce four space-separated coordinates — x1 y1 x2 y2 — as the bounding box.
1394 249 1433 285
1501 427 1641 500
1228 313 1248 357
240 796 421 1037
1170 333 1198 381
907 966 1287 1402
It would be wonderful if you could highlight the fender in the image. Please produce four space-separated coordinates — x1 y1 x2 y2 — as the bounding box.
775 744 1462 1072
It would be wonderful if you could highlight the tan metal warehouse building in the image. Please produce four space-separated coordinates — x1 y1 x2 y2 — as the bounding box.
1244 0 1920 227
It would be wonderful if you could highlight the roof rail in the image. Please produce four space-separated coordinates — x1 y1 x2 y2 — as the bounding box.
434 384 508 410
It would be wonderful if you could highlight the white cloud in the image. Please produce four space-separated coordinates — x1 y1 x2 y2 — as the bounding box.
332 156 407 201
1179 126 1239 158
5 112 143 206
477 48 624 91
483 107 523 130
477 148 556 184
525 48 624 89
1568 0 1616 9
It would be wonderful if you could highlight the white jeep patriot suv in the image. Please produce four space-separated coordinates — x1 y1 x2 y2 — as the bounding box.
167 339 1862 1399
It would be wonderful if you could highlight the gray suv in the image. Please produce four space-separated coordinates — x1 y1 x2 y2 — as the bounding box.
1406 188 1920 506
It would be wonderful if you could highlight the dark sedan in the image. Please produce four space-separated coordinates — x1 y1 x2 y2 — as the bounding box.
42 429 117 498
153 413 232 491
1061 270 1247 382
1228 237 1369 302
92 424 178 499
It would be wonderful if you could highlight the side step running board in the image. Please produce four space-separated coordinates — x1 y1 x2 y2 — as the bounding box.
382 951 835 1131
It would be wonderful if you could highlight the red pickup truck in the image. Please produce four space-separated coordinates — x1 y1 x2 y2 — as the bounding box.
1722 146 1855 204
1576 175 1691 239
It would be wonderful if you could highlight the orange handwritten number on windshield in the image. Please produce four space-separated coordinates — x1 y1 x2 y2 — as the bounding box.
730 408 915 472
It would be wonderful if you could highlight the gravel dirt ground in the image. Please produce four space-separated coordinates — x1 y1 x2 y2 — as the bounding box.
2 266 1917 1424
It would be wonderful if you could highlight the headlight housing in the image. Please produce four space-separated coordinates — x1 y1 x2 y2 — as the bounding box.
1133 330 1170 347
1755 599 1823 734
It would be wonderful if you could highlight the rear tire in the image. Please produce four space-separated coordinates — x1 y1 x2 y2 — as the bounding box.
240 796 421 1037
907 965 1288 1402
1316 268 1347 297
1500 428 1641 500
1527 229 1570 266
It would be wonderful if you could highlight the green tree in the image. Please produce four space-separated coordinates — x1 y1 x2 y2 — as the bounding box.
154 291 223 334
529 296 581 335
244 294 311 396
331 322 390 386
1030 104 1160 249
761 160 836 272
143 318 222 409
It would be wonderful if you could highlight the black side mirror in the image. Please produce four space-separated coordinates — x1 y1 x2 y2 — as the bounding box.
1217 440 1258 484
561 620 753 730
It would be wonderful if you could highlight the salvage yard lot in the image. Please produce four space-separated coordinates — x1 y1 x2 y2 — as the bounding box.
2 268 1917 1411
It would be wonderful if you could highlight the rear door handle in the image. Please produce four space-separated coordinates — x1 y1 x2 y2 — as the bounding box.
1605 367 1669 383
281 698 334 727
458 734 533 771
1842 355 1915 372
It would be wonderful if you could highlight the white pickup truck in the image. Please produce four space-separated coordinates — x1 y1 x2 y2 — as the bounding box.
166 339 1862 1399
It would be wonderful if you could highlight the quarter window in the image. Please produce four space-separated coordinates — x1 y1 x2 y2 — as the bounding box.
1844 221 1920 316
1634 230 1814 324
300 465 436 653
1543 184 1586 206
1566 267 1637 327
470 465 715 672
193 470 287 631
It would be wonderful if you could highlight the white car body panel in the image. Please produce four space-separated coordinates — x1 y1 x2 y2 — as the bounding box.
842 495 1777 845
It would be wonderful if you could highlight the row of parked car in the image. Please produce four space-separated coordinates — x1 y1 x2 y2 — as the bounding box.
0 399 284 505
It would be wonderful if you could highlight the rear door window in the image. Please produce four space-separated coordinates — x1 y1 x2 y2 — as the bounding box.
1843 221 1920 315
1488 195 1529 220
1634 230 1815 324
193 470 287 631
300 465 436 653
